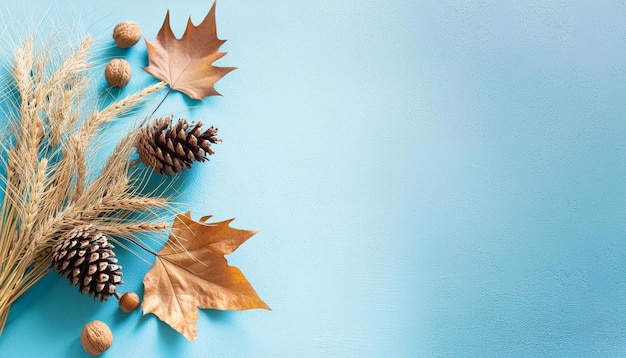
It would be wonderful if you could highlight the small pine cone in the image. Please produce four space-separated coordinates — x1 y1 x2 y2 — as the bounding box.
51 225 123 302
136 115 221 175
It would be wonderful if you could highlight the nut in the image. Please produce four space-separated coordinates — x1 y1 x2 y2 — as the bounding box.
113 21 141 48
119 292 141 313
105 59 131 87
80 320 113 356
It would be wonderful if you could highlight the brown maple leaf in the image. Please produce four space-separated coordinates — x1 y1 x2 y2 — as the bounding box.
144 2 236 100
142 212 270 340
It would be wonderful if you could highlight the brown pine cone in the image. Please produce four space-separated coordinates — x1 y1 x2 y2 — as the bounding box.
136 116 221 175
51 225 123 302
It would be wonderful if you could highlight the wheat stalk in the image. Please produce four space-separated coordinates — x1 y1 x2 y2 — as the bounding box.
0 35 171 335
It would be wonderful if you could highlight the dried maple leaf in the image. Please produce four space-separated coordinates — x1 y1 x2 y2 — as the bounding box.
142 212 270 340
144 2 236 100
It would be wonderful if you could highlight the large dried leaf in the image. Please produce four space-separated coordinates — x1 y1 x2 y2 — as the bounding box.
144 2 236 100
142 212 269 341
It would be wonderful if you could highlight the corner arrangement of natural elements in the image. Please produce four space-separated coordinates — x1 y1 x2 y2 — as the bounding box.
0 2 269 350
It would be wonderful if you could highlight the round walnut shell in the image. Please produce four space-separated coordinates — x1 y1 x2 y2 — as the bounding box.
80 320 113 356
105 59 131 87
113 21 141 48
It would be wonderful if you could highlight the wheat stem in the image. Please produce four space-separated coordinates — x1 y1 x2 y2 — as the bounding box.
18 158 48 242
80 81 166 140
98 222 170 238
0 35 172 337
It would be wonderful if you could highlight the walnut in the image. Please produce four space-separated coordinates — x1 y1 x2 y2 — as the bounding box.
113 21 141 48
80 320 113 356
105 59 131 87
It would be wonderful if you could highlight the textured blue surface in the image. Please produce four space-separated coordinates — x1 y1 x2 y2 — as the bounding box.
0 1 626 357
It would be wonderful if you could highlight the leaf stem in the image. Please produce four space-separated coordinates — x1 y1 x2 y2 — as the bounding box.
126 236 158 257
141 82 173 127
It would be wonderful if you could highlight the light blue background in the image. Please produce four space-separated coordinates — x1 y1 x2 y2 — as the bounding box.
0 0 625 357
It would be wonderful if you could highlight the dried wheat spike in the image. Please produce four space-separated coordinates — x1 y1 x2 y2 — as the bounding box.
136 115 221 175
51 225 123 302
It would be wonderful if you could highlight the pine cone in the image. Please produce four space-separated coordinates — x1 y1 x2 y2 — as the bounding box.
51 225 123 302
136 116 221 175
